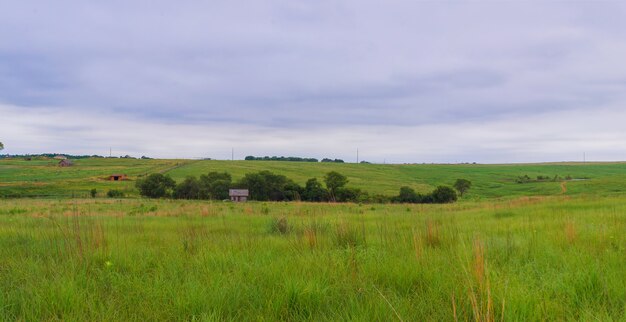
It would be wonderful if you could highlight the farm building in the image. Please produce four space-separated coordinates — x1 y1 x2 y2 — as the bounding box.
229 189 249 202
108 174 128 181
58 159 73 167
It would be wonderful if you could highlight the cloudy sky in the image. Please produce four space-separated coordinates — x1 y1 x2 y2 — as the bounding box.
2 1 626 163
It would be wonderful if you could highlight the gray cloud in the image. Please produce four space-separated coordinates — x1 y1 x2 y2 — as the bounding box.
2 1 626 161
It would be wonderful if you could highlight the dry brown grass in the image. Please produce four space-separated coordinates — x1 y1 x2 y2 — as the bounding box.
564 219 577 244
424 219 441 247
411 228 423 260
459 236 497 322
303 228 317 249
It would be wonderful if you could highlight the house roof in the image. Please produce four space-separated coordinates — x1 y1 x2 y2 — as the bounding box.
229 189 249 197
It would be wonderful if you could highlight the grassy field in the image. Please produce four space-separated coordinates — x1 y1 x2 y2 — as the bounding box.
0 158 187 198
2 157 626 199
1 158 625 320
0 197 624 320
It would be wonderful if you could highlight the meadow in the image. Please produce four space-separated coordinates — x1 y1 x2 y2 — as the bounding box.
2 157 626 199
1 158 625 320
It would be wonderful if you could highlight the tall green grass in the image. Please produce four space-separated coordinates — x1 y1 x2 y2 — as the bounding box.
0 197 624 320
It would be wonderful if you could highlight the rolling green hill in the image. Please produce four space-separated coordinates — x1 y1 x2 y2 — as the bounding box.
1 158 625 199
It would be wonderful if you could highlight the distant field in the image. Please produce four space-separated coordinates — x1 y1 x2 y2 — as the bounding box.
0 158 186 198
0 196 624 320
2 158 626 199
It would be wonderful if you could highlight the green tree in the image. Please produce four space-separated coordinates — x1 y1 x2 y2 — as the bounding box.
173 176 201 199
430 186 457 203
396 186 421 203
136 173 176 198
453 179 472 197
90 188 97 198
199 172 232 200
236 171 291 201
324 171 348 202
302 178 329 202
335 187 363 202
283 181 303 201
0 142 3 150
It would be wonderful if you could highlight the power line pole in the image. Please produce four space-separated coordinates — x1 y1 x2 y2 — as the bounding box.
356 148 359 164
231 148 234 161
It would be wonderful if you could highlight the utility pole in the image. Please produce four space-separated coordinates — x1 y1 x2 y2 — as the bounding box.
583 152 586 163
109 147 112 158
231 148 234 161
356 148 359 164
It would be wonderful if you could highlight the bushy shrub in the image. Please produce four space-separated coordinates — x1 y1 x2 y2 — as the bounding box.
396 186 421 203
107 189 124 198
430 186 457 203
335 187 364 202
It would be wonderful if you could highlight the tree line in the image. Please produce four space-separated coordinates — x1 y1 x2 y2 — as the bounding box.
0 153 152 160
244 156 319 162
244 156 345 163
135 171 469 204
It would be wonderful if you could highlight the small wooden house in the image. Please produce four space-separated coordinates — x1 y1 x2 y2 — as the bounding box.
229 189 249 202
108 174 128 181
58 159 73 167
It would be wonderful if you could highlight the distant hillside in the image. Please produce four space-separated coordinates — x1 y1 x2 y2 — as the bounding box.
1 157 625 199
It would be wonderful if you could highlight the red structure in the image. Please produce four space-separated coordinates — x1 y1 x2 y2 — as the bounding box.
108 174 128 181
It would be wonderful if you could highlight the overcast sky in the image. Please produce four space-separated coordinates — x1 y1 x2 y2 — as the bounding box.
2 1 626 163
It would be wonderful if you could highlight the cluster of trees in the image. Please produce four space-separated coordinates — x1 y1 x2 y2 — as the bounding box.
245 156 319 162
516 175 573 184
135 171 354 202
0 153 153 160
321 158 344 163
135 172 237 200
393 179 471 203
244 156 346 163
136 171 469 204
0 153 97 159
394 186 457 203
